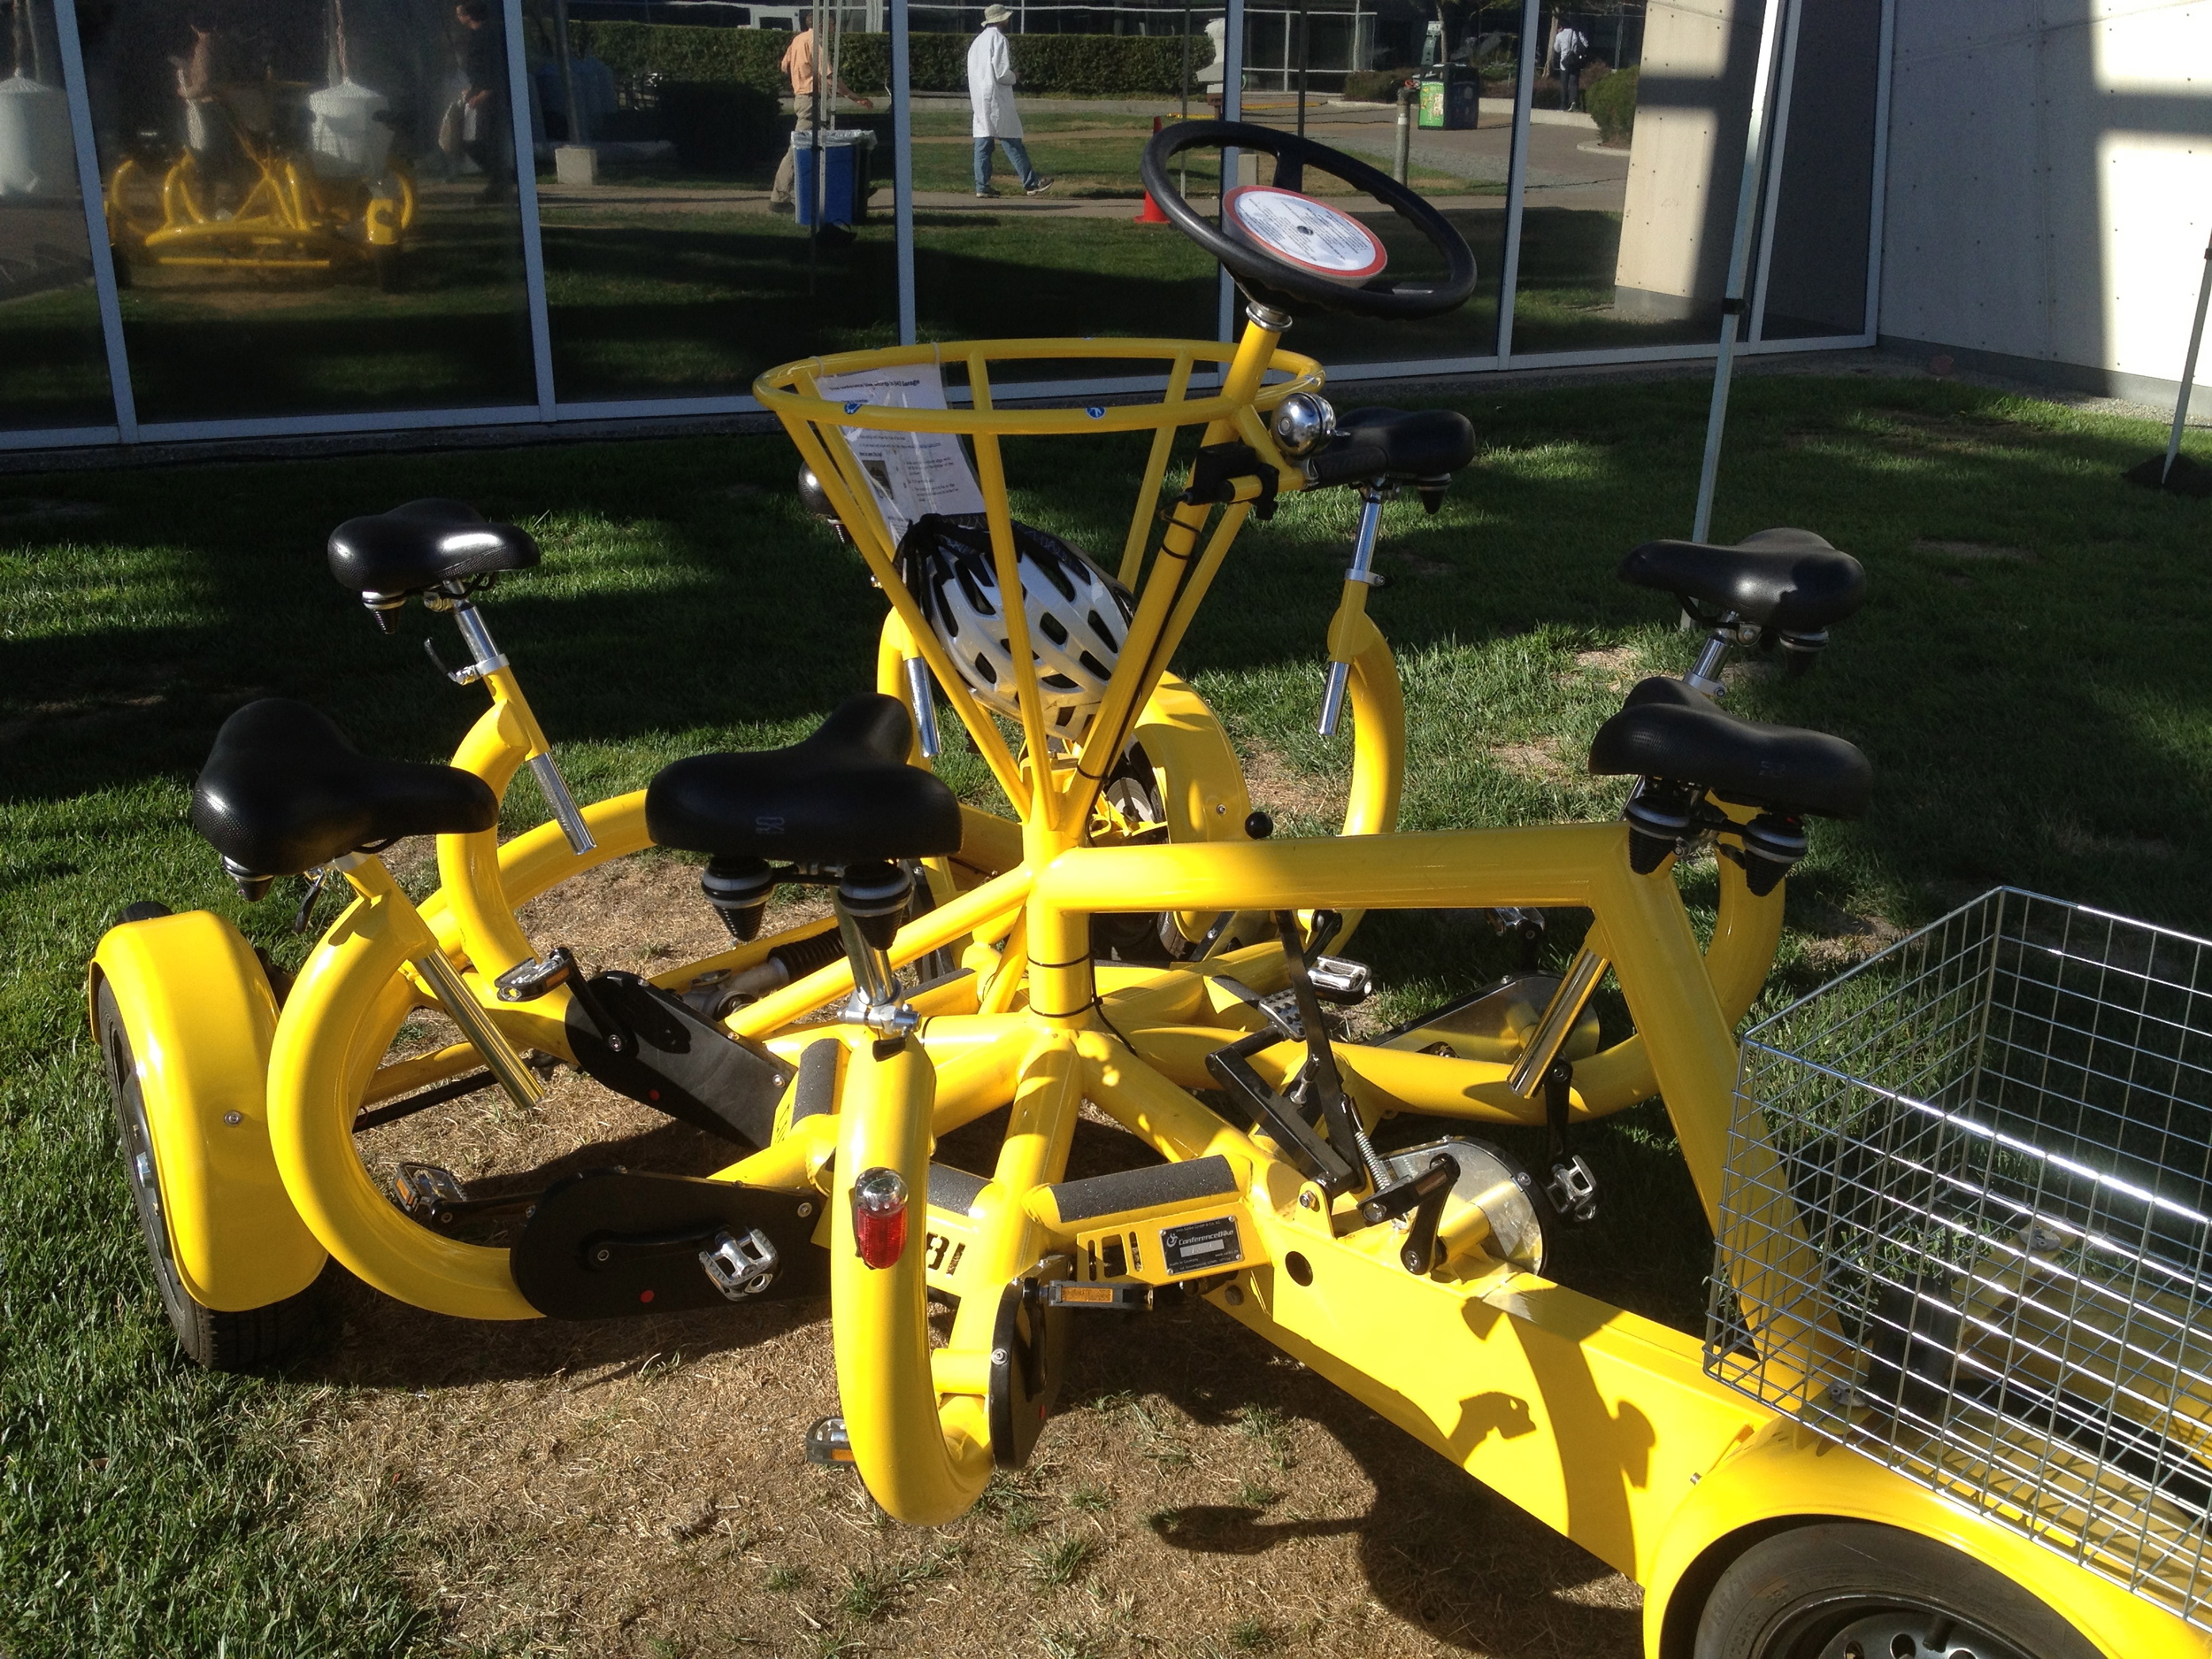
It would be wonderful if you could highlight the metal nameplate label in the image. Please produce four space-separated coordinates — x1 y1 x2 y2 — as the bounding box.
1159 1215 1242 1276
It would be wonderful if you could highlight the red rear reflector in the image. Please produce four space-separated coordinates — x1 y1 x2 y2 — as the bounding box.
852 1166 910 1269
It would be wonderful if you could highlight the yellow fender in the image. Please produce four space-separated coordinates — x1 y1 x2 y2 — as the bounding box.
1642 1417 2211 1659
88 912 326 1311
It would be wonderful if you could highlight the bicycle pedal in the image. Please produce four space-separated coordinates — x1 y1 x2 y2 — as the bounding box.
1545 1155 1600 1225
1215 977 1304 1039
1308 954 1372 1004
393 1161 466 1223
495 947 577 1003
699 1227 781 1302
803 1415 855 1466
1034 1281 1154 1312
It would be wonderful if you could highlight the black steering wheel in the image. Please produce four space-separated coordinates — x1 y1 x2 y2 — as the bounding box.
1140 119 1477 322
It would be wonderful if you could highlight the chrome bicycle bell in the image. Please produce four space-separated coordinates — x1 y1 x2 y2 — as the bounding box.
1271 392 1338 460
795 465 850 543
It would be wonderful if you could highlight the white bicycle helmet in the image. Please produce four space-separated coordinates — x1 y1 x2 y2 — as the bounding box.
901 513 1135 741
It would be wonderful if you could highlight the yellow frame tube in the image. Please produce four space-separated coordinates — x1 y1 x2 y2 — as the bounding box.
1028 824 1837 1371
831 1033 994 1524
268 865 539 1321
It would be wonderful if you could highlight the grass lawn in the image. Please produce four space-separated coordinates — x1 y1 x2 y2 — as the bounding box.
4 371 2210 1653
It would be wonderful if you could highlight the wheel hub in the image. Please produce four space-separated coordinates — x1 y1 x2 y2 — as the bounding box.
1814 1609 2032 1659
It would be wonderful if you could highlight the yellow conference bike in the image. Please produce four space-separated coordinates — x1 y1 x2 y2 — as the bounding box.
88 123 2209 1659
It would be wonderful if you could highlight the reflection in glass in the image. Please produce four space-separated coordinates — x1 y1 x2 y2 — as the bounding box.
1509 0 1755 357
908 2 1218 375
1755 0 1878 342
1 0 113 430
80 0 536 422
1241 80 1504 369
533 3 900 403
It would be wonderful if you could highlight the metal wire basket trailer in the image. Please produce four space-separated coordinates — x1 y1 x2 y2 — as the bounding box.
1709 889 2212 1629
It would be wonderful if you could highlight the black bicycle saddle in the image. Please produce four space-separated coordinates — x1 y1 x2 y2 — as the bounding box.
1590 678 1871 819
1617 528 1864 634
645 695 962 867
1306 407 1478 490
327 498 540 601
192 698 499 887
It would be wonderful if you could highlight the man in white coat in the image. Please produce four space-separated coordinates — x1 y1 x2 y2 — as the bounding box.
967 5 1051 197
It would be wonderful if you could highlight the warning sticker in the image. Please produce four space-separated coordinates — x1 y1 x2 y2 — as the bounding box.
1159 1214 1243 1276
1224 187 1388 282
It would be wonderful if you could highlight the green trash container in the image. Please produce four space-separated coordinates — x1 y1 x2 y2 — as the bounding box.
1417 68 1479 130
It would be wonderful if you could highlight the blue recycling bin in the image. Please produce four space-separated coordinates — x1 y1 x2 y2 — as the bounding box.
793 127 876 228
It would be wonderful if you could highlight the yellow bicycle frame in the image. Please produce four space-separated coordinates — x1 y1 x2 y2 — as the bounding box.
744 317 2200 1656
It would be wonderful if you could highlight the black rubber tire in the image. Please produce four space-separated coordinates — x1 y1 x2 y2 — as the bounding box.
96 979 328 1371
1694 1522 2101 1659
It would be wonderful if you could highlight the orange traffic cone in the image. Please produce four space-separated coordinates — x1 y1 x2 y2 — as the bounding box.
1134 116 1171 223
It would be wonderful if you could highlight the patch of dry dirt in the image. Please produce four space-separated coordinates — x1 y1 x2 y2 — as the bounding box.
1487 736 1572 784
1797 900 1906 971
292 852 1644 1658
1237 740 1350 835
1569 647 1641 695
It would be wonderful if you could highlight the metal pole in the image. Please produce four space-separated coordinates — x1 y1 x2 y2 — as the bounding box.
893 0 914 342
808 0 822 290
553 0 583 144
1296 0 1308 134
1394 81 1410 183
1182 0 1193 121
1746 0 1801 343
2162 234 2212 485
50 0 136 441
1179 0 1191 198
1492 0 1539 364
1689 0 1790 544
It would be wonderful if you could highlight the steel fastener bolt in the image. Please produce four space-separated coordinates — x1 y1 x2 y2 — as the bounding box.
222 1110 243 1126
797 1202 815 1218
1222 1284 1245 1307
1298 1190 1319 1210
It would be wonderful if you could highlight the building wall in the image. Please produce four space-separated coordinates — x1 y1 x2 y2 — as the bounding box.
1878 0 2212 402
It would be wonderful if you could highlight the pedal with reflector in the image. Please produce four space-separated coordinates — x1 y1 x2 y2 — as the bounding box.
804 1415 854 1465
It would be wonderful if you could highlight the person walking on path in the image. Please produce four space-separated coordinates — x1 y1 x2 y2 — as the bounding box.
968 5 1050 198
456 0 512 203
1550 19 1587 112
770 16 872 213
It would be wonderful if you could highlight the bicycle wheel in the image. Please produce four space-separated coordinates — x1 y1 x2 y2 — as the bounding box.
1694 1522 2100 1659
97 979 328 1371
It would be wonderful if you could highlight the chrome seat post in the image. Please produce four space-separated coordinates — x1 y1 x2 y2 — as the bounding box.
834 861 918 1036
426 581 596 856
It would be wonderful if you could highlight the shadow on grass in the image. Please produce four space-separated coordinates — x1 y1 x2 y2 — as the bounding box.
10 376 2212 942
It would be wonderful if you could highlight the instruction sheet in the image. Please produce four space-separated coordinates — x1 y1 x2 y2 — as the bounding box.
813 364 987 542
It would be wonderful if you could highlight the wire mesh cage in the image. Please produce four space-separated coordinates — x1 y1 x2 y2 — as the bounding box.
1708 888 2212 1629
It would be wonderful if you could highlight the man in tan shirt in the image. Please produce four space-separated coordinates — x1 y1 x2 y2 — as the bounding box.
770 19 872 212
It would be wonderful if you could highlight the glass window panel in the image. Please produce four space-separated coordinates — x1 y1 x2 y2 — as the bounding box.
1755 0 1878 342
1240 0 1504 370
909 1 1218 380
534 2 899 403
78 0 537 423
1509 0 1764 357
2 0 114 430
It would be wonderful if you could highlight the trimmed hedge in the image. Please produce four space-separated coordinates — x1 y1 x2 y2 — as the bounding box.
569 21 1204 97
1340 68 1410 104
1584 64 1635 146
656 81 786 170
